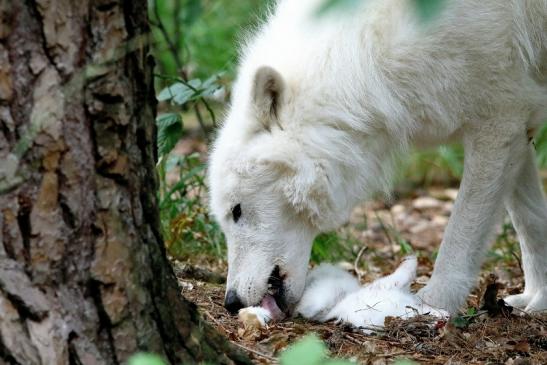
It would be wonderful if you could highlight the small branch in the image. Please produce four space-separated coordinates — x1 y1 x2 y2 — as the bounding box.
374 212 395 247
173 0 181 53
193 103 209 141
232 342 278 363
200 98 217 128
354 245 368 281
203 310 229 334
511 251 524 277
151 0 183 71
154 74 218 136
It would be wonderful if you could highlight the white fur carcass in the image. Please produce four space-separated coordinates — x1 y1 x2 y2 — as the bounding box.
239 257 448 333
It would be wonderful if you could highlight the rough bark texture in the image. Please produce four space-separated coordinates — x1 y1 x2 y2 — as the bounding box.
0 1 249 364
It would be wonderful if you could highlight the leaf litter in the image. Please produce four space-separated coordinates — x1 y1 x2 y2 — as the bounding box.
175 189 547 364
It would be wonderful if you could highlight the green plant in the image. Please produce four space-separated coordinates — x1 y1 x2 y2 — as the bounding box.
279 335 353 365
151 2 229 260
374 212 415 256
400 144 464 187
486 222 520 267
157 153 226 259
311 232 355 264
535 123 547 168
156 72 222 138
128 353 167 365
150 0 272 81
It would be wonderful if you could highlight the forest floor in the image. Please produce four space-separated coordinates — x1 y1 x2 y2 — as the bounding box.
173 188 547 364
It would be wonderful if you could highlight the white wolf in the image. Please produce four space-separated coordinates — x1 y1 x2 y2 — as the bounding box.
208 0 547 316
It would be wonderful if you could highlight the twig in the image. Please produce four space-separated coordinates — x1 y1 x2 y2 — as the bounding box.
511 251 524 277
204 310 229 334
193 103 210 141
151 0 214 138
354 245 368 281
374 212 395 247
232 342 278 363
374 350 413 358
151 0 183 70
173 0 182 58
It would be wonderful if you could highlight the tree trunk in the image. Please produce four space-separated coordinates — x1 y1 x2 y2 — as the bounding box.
0 1 249 364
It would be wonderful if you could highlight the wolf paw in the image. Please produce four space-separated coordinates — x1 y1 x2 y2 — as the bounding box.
505 287 547 314
416 280 467 315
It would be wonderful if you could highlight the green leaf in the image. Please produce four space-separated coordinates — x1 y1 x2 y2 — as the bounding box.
279 335 327 365
437 145 463 177
535 123 547 168
412 0 447 22
156 113 183 156
200 72 223 97
397 237 414 255
451 315 469 329
181 0 203 27
157 79 202 104
128 353 166 365
157 83 184 102
156 113 182 128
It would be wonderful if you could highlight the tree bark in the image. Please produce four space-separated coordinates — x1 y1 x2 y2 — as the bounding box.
0 1 249 364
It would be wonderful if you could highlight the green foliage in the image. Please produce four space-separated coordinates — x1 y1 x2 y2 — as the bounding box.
402 144 464 186
486 222 519 266
158 153 226 259
397 237 414 255
311 232 355 264
157 74 223 105
279 335 353 365
451 307 478 329
150 0 272 81
157 113 184 156
535 124 547 168
128 353 167 365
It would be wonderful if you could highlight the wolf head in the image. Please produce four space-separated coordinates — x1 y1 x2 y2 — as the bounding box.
208 66 352 314
209 64 394 315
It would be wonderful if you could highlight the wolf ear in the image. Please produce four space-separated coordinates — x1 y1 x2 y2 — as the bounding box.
252 66 284 131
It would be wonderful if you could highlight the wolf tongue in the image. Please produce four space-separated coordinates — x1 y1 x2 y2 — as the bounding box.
261 294 285 321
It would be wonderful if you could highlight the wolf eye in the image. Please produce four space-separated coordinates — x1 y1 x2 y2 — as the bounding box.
232 204 242 223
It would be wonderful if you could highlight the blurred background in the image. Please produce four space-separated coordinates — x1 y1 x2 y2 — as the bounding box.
149 0 547 268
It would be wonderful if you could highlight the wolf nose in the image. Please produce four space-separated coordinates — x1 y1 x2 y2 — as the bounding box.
224 289 243 314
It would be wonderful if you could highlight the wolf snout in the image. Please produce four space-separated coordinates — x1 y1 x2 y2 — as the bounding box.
224 289 244 314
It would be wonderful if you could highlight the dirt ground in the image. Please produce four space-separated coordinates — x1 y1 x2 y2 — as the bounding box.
173 183 547 364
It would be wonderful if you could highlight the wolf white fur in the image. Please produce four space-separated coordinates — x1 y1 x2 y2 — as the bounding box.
209 0 547 315
322 257 448 333
295 263 360 321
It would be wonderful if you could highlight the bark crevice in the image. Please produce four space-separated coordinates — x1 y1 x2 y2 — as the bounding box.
15 195 31 270
87 279 120 365
25 0 62 77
